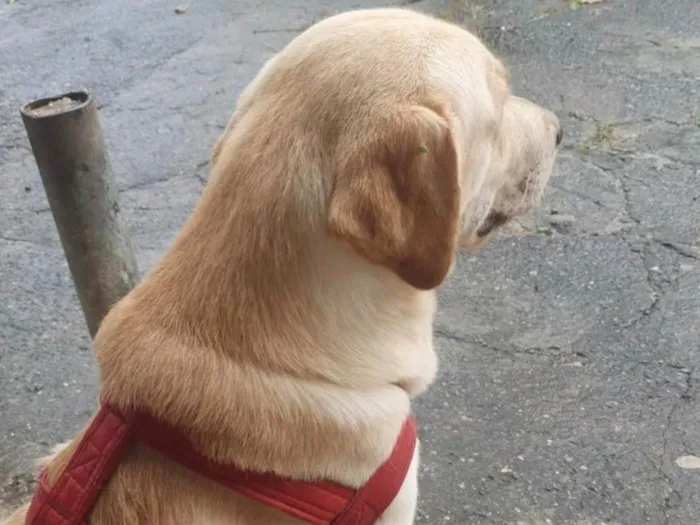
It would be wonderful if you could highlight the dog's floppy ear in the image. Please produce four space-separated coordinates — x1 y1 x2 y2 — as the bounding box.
328 104 460 290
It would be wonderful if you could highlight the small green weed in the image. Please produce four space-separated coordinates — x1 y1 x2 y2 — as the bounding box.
593 121 615 150
693 111 700 127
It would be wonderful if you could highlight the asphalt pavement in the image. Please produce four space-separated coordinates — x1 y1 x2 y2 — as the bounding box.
1 0 699 523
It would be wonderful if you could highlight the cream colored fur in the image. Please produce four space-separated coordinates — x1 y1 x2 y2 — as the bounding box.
5 7 560 525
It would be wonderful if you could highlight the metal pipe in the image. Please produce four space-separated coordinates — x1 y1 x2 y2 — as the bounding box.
20 91 139 338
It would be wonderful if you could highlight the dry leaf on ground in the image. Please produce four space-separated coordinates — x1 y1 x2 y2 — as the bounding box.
567 0 603 9
675 455 700 470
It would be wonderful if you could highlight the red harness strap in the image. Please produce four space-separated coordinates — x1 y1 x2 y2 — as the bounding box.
26 403 416 525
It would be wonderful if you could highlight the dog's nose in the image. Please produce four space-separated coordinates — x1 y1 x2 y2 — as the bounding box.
556 125 564 147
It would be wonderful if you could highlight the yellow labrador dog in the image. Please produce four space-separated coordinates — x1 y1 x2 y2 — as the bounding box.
6 7 560 525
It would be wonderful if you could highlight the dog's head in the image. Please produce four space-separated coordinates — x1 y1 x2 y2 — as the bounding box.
215 8 561 291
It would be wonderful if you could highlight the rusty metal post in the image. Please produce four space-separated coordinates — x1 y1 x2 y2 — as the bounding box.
20 91 139 338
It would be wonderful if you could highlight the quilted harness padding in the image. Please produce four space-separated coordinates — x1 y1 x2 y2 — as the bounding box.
26 402 416 525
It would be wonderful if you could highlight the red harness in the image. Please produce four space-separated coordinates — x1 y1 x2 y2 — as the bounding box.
26 402 416 525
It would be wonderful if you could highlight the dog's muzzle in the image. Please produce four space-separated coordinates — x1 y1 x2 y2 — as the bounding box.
476 211 509 237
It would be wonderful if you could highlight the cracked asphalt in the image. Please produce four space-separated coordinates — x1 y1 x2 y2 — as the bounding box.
1 0 699 523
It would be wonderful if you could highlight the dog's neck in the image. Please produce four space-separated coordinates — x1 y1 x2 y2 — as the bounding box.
114 148 438 390
282 235 439 393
